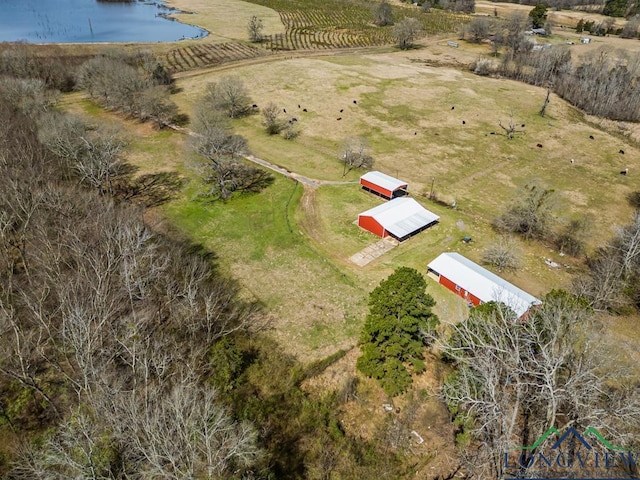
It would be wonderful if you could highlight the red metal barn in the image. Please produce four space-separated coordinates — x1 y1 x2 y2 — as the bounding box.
427 252 541 318
357 197 439 241
360 171 408 200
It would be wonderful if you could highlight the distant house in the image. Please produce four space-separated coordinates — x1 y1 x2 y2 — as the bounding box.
581 37 591 44
427 252 541 318
357 197 439 241
360 171 408 200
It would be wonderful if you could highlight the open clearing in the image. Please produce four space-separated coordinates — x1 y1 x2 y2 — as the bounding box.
62 3 640 364
162 43 640 360
166 0 284 42
174 48 638 251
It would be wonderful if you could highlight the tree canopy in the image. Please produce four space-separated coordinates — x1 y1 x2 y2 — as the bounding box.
356 267 438 397
442 290 640 479
529 3 549 29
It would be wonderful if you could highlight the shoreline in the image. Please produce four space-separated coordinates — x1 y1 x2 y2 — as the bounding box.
0 0 209 45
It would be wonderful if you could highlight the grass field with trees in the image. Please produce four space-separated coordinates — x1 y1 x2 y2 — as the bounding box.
2 0 640 477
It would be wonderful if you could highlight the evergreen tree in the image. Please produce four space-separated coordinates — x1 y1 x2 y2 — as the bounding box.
356 267 438 397
529 3 549 29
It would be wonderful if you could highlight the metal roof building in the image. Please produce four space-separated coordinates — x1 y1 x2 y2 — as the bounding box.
427 252 541 318
357 197 439 241
360 171 408 199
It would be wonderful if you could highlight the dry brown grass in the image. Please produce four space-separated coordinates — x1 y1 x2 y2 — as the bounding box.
475 0 628 29
166 0 284 42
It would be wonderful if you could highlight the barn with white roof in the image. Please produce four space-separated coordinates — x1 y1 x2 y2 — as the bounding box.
357 197 439 241
360 171 408 199
427 252 541 318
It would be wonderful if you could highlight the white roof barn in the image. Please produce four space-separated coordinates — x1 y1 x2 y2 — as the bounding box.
427 252 541 318
358 197 439 240
360 171 408 199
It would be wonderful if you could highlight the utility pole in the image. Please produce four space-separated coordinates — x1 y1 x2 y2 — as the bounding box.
430 176 435 199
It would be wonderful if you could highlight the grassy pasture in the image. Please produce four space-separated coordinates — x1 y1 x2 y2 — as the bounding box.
174 50 638 252
170 47 640 329
60 30 640 362
166 0 285 42
164 177 369 361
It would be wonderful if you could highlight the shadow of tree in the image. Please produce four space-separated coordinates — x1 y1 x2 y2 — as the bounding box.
116 171 184 207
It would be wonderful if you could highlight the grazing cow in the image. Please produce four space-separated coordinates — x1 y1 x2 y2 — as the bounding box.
537 143 543 148
619 149 625 154
462 120 466 125
490 132 496 135
283 108 286 113
303 108 307 112
570 159 575 164
621 168 629 175
337 117 342 121
414 132 417 135
353 100 357 104
521 124 525 128
340 109 343 113
589 135 594 139
451 106 455 110
298 104 301 108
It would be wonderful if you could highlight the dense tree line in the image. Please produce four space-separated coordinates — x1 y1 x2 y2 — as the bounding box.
466 13 640 121
0 69 264 477
487 0 640 17
0 44 80 92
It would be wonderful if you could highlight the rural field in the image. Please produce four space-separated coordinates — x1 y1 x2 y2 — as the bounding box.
4 0 640 477
73 28 637 364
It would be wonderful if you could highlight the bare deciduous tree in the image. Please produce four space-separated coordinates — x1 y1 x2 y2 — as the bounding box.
262 102 285 135
393 18 422 50
554 216 590 256
464 17 493 43
203 76 253 119
482 236 522 272
339 136 374 177
192 104 272 200
494 182 556 239
621 17 640 38
497 111 525 139
248 15 264 42
372 0 394 26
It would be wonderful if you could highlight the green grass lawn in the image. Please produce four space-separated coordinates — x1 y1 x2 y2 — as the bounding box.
164 176 369 362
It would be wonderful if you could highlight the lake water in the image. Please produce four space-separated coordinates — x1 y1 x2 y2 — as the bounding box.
0 0 208 43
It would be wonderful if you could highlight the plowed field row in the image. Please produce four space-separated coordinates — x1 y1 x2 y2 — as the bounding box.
164 42 270 73
260 7 467 51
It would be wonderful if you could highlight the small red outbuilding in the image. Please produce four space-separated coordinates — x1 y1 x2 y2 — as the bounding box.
360 171 408 200
357 197 439 241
